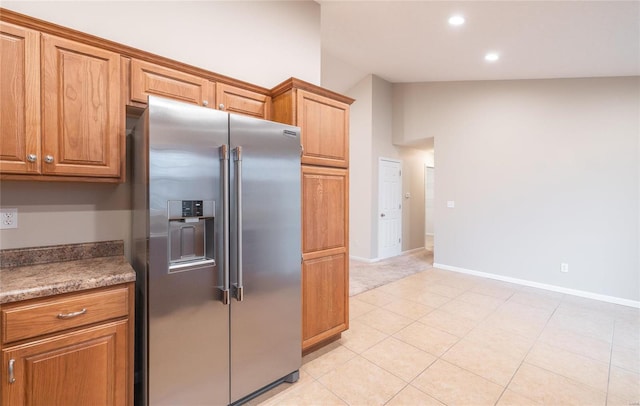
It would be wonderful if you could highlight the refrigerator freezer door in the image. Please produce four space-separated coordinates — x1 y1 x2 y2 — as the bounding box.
146 96 230 405
229 115 302 403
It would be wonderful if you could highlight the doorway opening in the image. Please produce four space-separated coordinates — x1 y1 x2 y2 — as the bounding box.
425 164 434 262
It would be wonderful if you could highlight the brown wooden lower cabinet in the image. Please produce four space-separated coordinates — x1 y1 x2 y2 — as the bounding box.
302 251 349 351
1 283 133 406
2 321 128 405
301 165 349 352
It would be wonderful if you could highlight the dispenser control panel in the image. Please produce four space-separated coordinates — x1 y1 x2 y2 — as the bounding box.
182 200 203 217
168 200 214 220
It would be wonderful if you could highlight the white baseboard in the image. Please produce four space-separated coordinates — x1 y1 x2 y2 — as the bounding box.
350 255 383 263
351 247 425 263
433 263 640 309
402 247 425 255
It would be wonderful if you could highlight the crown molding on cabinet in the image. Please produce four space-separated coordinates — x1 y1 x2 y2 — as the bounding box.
271 77 355 105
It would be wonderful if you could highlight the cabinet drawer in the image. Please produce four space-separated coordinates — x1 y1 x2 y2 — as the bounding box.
2 286 129 344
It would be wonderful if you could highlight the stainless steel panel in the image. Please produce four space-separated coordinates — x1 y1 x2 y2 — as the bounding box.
131 110 150 406
143 96 230 405
229 114 302 403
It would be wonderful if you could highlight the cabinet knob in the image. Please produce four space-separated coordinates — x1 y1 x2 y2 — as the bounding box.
219 103 225 110
44 155 54 164
27 154 37 163
380 213 386 217
202 100 209 107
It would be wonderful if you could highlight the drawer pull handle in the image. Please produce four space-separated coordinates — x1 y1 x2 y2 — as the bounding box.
8 359 15 383
57 308 87 319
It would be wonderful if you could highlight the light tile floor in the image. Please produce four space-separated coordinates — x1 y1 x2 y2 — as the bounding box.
254 265 639 406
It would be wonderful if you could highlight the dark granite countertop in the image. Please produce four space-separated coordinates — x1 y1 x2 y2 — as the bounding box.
0 241 136 304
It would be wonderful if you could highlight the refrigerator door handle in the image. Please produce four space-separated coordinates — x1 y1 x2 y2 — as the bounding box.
220 145 230 305
233 146 244 302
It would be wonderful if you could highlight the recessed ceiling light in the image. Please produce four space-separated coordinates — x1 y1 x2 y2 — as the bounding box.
448 15 465 26
484 52 500 62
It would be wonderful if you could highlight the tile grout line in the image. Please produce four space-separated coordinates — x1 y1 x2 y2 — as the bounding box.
401 285 512 406
440 288 520 406
344 258 633 406
381 381 412 406
374 280 480 406
520 318 614 400
314 376 351 406
492 293 558 406
605 319 616 406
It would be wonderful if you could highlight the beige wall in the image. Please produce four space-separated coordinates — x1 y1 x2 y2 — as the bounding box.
0 181 132 258
0 2 321 259
398 147 428 251
372 76 430 255
2 1 321 88
393 76 640 301
347 75 374 259
346 75 431 260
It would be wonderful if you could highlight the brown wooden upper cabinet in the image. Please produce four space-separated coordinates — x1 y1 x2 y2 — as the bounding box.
128 58 214 108
216 83 271 120
271 79 353 168
0 22 40 175
0 24 122 181
297 90 349 168
41 34 121 178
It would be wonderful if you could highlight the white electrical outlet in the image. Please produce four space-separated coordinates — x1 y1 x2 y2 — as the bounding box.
560 263 569 273
0 208 18 229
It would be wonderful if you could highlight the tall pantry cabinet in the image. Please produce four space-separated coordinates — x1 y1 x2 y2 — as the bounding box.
271 78 354 352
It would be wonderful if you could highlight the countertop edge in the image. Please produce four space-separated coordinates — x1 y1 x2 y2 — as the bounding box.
0 271 136 304
0 255 137 304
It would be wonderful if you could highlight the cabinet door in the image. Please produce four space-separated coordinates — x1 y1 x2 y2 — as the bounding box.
41 34 121 178
302 166 348 253
301 165 349 350
216 83 270 119
297 90 349 168
2 320 128 406
0 22 40 174
129 59 214 107
302 252 348 350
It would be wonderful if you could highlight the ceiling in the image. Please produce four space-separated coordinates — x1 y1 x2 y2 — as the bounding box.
319 1 640 93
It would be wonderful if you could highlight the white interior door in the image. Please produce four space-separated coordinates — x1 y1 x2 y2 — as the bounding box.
378 158 402 259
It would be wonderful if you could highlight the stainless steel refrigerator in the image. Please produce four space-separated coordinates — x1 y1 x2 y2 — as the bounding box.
131 96 301 405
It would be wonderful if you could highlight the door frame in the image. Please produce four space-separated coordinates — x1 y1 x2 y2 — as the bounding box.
424 164 434 237
377 157 402 259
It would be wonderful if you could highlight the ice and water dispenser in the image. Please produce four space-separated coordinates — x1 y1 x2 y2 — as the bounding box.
167 200 215 272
